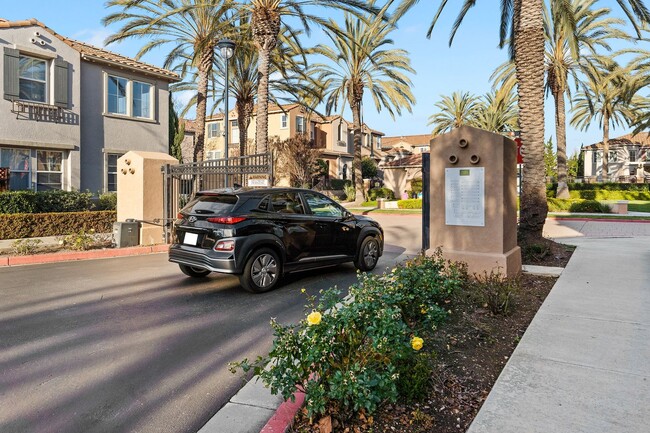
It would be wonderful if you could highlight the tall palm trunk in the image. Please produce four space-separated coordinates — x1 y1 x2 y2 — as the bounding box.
516 0 548 243
553 89 570 198
349 78 364 202
237 99 254 156
351 102 364 202
602 113 610 181
193 47 214 162
252 9 280 155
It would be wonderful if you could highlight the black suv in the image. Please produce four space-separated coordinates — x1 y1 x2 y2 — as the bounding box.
169 188 384 292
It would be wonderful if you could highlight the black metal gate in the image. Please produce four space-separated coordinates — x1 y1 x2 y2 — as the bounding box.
162 152 272 242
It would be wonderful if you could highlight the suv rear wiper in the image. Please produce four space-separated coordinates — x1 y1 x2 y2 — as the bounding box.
194 209 215 214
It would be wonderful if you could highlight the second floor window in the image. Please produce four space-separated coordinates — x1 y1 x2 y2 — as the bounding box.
296 116 305 134
629 150 637 162
19 55 47 103
376 136 382 149
106 74 153 120
281 114 288 128
132 81 151 118
207 122 222 138
108 76 128 115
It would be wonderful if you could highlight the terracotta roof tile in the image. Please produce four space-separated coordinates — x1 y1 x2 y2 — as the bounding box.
585 132 650 149
383 134 433 148
383 153 424 168
0 18 179 81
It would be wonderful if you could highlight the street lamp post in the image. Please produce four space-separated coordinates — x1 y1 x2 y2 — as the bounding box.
217 38 235 187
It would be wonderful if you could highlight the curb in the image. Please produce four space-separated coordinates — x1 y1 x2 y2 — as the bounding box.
259 391 306 433
0 244 169 267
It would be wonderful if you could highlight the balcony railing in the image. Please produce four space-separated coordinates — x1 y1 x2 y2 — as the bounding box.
11 100 63 123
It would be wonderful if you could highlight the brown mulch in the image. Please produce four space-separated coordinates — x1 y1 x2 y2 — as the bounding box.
290 240 573 433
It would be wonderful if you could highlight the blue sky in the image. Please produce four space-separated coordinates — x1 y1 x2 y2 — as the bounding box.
3 0 644 156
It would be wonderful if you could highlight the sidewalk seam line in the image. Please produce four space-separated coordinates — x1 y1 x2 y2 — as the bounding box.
517 354 649 378
539 311 650 327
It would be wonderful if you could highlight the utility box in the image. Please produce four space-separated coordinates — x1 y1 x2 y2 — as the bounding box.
113 221 140 248
428 125 521 277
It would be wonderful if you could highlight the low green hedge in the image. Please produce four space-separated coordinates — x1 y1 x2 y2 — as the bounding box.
547 199 611 213
0 211 116 239
547 182 650 192
398 198 422 209
568 190 650 201
368 187 395 201
0 190 95 214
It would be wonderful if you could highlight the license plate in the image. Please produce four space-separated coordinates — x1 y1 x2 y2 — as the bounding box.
183 232 199 245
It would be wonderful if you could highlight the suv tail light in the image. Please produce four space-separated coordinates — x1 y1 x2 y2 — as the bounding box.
214 240 235 251
206 216 247 224
177 213 184 219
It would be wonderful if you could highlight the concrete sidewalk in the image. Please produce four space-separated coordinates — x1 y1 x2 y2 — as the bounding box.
467 235 650 432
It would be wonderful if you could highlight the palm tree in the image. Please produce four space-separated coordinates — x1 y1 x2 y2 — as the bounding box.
570 59 641 180
472 86 519 134
427 91 481 136
172 18 318 159
492 0 629 198
243 0 382 155
311 13 415 202
396 0 650 243
103 0 235 162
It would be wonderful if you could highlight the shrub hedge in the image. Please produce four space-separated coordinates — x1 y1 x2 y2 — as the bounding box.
547 183 650 200
0 211 116 239
398 198 422 209
0 190 96 214
368 187 395 201
547 199 611 213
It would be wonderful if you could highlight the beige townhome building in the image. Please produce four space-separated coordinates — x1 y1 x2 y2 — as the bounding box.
0 18 179 193
201 103 385 182
582 132 650 182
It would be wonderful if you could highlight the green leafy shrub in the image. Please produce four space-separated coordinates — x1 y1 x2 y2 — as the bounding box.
368 187 395 201
0 190 95 214
98 192 117 210
59 229 94 251
361 200 378 207
231 252 465 419
547 198 611 213
11 239 43 255
0 211 116 240
569 200 611 213
397 198 422 209
344 183 356 201
395 351 435 403
410 177 423 195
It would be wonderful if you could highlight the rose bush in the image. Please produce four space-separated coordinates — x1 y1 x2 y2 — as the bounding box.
231 251 466 421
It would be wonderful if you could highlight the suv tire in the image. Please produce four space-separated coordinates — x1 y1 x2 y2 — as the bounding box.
239 248 281 293
354 236 380 271
179 264 211 278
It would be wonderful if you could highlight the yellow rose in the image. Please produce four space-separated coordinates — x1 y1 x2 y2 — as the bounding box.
411 336 423 351
307 311 322 326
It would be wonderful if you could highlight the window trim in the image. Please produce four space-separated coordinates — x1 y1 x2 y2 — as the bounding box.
18 54 49 104
36 150 63 191
105 152 123 193
207 122 222 138
280 114 288 129
104 72 156 121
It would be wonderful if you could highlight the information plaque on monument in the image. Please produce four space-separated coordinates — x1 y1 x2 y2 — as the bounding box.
445 167 485 227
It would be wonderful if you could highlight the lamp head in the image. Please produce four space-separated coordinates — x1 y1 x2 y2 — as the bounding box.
217 38 235 60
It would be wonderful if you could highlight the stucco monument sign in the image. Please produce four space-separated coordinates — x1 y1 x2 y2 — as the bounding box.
428 125 521 277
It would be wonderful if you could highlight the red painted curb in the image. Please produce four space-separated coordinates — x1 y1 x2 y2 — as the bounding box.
2 244 170 267
260 391 306 433
548 216 650 223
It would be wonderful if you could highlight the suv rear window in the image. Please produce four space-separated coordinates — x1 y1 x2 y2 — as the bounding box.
182 194 238 215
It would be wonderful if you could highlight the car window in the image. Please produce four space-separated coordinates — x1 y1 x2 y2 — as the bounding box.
269 192 305 214
182 194 238 215
304 193 344 218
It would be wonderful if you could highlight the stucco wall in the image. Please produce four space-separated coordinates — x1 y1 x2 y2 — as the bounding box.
80 61 170 192
0 25 81 190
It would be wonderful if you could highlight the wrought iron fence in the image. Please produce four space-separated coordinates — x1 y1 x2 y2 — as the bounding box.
162 152 272 242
